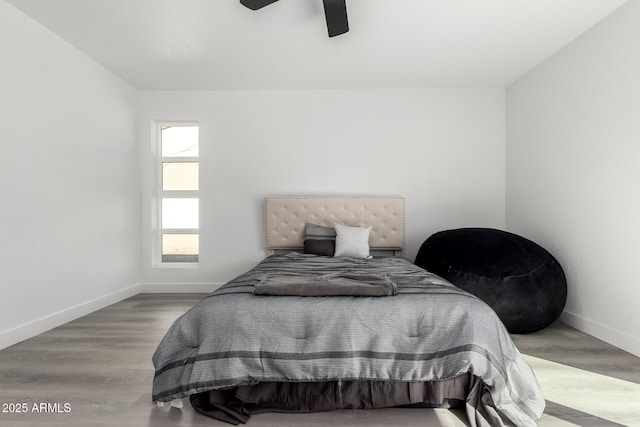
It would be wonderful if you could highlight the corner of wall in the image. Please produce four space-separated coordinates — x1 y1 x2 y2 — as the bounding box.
0 283 141 350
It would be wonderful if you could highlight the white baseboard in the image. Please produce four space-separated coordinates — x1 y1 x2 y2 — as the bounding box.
0 283 140 351
561 310 640 357
140 282 222 293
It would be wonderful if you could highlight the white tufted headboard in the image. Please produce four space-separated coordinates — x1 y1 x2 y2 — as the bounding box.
265 196 404 255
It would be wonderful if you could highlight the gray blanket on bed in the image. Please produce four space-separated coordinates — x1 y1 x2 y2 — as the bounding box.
253 272 397 296
152 253 544 427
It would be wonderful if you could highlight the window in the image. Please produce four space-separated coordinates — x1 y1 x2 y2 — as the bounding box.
156 124 199 264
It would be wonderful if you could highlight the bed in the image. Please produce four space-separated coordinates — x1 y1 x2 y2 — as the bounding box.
152 196 545 426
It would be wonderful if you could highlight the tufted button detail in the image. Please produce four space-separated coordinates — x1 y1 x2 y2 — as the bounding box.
265 197 404 251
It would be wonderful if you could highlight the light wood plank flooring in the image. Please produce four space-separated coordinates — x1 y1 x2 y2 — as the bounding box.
0 294 639 426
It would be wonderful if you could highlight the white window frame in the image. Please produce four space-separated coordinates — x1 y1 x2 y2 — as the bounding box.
153 122 199 268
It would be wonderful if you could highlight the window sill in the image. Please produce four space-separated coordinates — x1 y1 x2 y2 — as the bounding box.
154 262 199 269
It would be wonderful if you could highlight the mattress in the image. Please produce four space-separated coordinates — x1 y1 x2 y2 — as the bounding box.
152 253 544 426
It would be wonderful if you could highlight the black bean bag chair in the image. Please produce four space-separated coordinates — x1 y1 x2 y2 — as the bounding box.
415 228 567 334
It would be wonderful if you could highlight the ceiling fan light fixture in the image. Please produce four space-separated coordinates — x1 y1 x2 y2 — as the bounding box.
240 0 350 37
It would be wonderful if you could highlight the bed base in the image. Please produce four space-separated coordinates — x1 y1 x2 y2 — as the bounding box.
190 374 509 426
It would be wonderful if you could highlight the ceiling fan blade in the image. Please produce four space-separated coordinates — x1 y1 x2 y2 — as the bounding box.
323 0 349 37
240 0 280 11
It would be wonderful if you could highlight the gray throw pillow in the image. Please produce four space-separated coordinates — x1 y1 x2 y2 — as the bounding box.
303 239 335 256
304 223 336 240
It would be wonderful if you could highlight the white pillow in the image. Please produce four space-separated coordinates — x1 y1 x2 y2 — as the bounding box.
334 223 372 259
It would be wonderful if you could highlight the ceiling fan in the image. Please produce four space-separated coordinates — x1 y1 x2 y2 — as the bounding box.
240 0 349 37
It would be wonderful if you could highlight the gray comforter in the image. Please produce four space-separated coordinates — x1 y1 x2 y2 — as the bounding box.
152 253 545 426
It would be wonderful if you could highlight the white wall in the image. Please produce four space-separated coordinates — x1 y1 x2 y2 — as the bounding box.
139 89 506 288
0 1 140 349
507 1 640 356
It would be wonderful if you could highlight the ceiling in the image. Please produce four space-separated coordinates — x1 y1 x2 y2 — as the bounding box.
6 0 628 90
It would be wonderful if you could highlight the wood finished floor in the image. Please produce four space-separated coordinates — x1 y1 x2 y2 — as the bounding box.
0 294 639 426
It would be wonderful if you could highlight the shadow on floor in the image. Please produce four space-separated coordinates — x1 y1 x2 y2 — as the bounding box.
545 400 627 427
511 322 640 385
